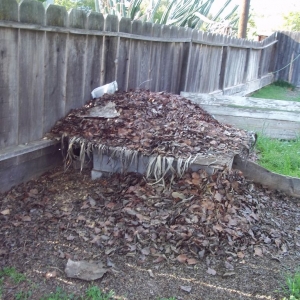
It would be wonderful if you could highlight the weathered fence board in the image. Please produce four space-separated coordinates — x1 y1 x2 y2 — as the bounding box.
275 31 300 87
103 15 118 84
18 29 45 144
44 32 67 133
0 28 18 148
117 17 131 91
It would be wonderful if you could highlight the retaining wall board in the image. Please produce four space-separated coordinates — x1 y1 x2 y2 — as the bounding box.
181 93 300 139
0 140 62 193
233 155 300 199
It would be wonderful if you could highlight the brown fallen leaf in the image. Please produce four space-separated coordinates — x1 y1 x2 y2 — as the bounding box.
0 249 7 256
187 258 198 265
66 234 75 241
29 188 39 195
177 254 188 263
147 269 155 278
214 192 222 202
254 246 263 257
153 255 166 263
207 267 217 275
77 215 86 221
224 261 234 270
180 285 192 293
172 192 186 200
22 216 31 222
141 248 150 255
1 209 10 215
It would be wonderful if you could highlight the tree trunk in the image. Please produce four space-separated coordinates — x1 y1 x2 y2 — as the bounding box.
238 0 250 38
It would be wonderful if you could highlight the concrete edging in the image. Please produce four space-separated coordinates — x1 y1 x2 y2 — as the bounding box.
233 155 300 199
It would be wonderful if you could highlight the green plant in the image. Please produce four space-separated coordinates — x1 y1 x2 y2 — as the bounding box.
255 135 300 178
86 286 115 300
159 297 177 300
15 290 33 300
251 81 300 102
282 270 300 300
273 80 296 90
41 287 76 300
0 267 26 284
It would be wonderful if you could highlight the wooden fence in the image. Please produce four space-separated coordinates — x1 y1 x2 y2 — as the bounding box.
0 0 278 150
274 31 300 87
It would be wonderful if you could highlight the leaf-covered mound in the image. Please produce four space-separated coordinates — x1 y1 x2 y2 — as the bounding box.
49 90 253 165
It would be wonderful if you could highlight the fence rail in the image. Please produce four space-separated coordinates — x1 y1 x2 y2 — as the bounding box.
0 0 279 150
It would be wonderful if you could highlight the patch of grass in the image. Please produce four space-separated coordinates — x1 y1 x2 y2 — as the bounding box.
85 286 115 300
282 270 300 300
255 135 300 178
41 287 76 300
251 81 300 102
15 290 33 300
274 80 296 90
158 297 177 300
0 267 27 284
41 286 115 300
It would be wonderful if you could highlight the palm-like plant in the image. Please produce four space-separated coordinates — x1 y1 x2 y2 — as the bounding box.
94 0 239 34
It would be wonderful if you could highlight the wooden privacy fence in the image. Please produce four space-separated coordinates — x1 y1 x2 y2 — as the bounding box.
274 31 300 87
0 0 278 150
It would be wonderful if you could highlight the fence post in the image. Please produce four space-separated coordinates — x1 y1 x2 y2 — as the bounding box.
219 38 229 92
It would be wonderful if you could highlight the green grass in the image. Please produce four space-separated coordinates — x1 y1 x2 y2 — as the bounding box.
255 135 300 178
251 80 300 102
0 267 27 284
282 270 300 300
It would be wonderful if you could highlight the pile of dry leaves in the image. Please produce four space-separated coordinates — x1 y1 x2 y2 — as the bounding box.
49 90 253 163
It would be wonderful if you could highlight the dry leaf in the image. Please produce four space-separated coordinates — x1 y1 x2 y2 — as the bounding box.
77 215 86 221
177 254 188 263
254 247 263 257
214 192 222 202
187 258 198 265
1 209 10 215
141 248 150 255
22 216 31 222
207 268 217 275
213 224 223 232
147 269 155 278
153 255 166 263
224 261 234 270
171 192 186 200
66 234 75 241
29 189 39 195
88 197 96 207
180 286 192 293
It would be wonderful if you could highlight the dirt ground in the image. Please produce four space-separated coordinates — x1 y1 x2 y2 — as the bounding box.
1 164 300 300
